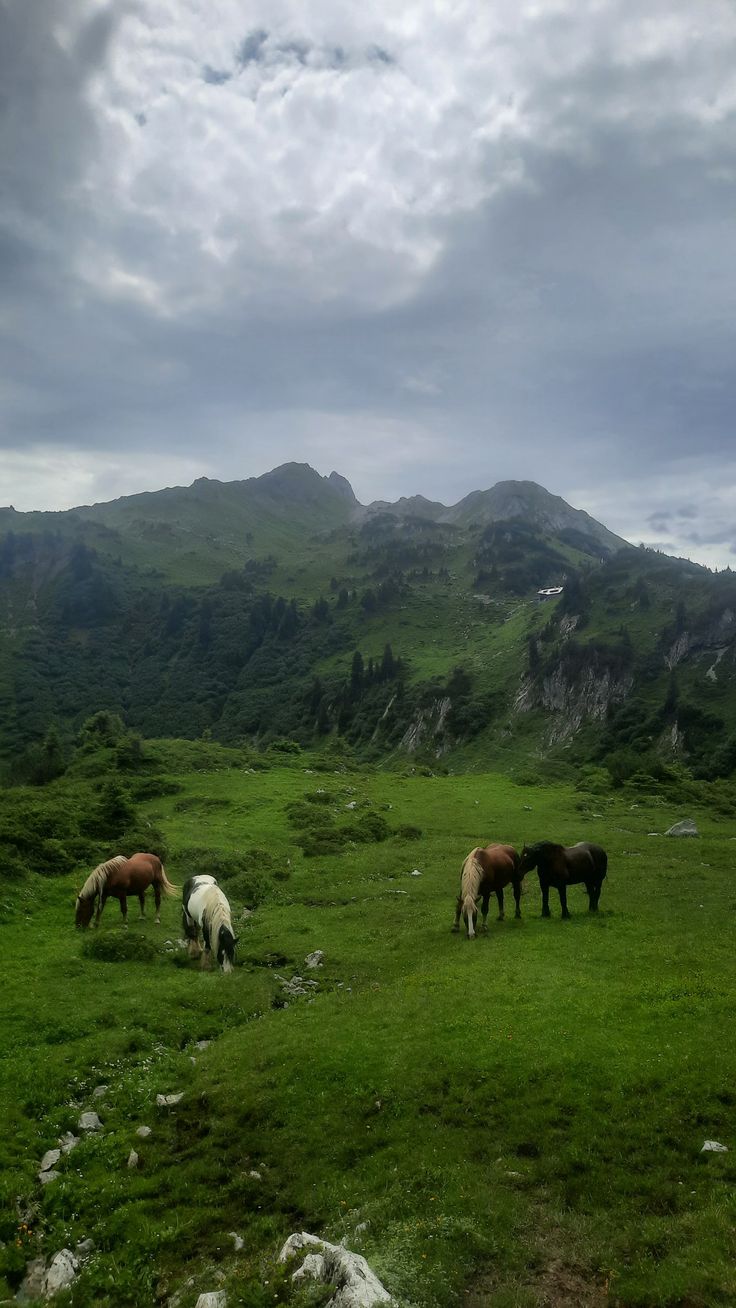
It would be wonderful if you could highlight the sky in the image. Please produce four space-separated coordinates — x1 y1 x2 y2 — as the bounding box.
2 0 736 567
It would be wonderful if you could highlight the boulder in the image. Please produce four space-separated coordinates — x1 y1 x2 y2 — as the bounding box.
279 1232 391 1307
59 1132 79 1154
44 1249 79 1296
136 1125 152 1139
304 951 324 969
156 1093 183 1107
39 1170 60 1186
665 819 699 837
127 1150 139 1169
40 1148 61 1173
78 1111 102 1132
195 1293 226 1308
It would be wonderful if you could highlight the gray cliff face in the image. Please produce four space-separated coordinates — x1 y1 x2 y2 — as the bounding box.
400 697 452 754
516 665 632 745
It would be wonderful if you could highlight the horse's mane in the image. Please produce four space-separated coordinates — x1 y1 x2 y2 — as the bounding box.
460 849 484 906
527 840 562 857
78 855 127 900
201 883 234 944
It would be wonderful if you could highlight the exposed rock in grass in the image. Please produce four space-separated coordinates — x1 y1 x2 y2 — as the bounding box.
156 1093 183 1107
195 1293 226 1308
304 950 324 969
92 1084 108 1098
39 1149 60 1173
43 1249 79 1297
39 1170 60 1186
78 1111 102 1132
279 1232 391 1307
195 1039 212 1051
59 1132 79 1154
701 1139 728 1152
127 1150 139 1168
665 819 699 836
229 1232 244 1251
136 1125 152 1138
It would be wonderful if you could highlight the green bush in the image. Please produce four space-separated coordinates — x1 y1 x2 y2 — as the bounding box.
0 844 29 879
395 824 423 840
81 933 158 963
351 811 391 843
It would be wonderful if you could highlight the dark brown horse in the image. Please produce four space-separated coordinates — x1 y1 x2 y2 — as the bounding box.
518 841 607 918
453 844 524 938
75 853 178 928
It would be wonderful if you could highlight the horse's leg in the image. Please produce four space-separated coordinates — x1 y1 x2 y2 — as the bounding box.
452 895 462 932
540 879 551 918
201 922 212 969
558 884 570 919
512 878 522 919
183 911 202 959
591 879 602 911
479 892 491 932
153 883 162 925
96 892 107 928
495 887 504 922
119 895 129 929
138 891 146 919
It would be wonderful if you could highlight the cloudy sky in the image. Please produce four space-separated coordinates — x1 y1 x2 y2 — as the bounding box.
2 0 736 566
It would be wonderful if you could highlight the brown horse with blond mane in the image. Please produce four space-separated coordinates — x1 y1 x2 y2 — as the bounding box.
75 853 178 929
453 844 524 938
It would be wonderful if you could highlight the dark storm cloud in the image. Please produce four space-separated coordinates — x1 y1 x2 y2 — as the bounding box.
1 0 735 566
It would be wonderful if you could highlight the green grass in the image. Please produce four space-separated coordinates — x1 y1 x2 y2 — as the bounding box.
1 763 735 1306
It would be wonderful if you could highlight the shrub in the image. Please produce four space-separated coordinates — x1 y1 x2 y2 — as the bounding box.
0 844 29 879
350 812 391 843
82 933 158 964
117 826 169 862
395 824 423 840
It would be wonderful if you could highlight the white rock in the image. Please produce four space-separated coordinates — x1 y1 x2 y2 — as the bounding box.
195 1293 227 1308
665 819 699 837
248 1169 262 1180
40 1148 61 1172
59 1132 79 1154
92 1084 108 1098
43 1249 79 1296
304 951 324 969
39 1169 60 1186
136 1125 152 1139
229 1232 244 1251
410 869 422 877
156 1093 183 1107
195 1040 211 1051
701 1139 728 1152
292 1252 326 1283
76 1239 95 1257
279 1232 391 1307
127 1150 139 1169
78 1111 102 1132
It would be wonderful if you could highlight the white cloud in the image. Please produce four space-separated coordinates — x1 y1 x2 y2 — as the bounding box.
0 446 209 511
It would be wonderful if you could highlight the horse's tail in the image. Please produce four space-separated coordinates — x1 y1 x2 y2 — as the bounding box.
160 866 180 897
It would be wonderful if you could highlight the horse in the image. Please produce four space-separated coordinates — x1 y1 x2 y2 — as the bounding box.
453 844 524 939
518 841 608 918
182 875 237 973
75 853 179 929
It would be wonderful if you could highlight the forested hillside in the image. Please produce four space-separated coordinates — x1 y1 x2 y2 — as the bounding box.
1 465 735 784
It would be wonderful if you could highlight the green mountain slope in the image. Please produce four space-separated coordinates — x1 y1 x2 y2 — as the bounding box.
1 466 734 781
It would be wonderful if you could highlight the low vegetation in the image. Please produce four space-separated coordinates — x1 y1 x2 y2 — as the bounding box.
0 741 735 1305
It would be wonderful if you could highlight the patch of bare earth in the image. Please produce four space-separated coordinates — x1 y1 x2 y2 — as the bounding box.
466 1259 609 1306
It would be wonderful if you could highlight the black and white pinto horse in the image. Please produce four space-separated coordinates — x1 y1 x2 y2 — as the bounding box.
182 875 237 973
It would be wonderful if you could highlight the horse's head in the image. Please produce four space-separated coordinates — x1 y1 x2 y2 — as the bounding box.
518 844 536 874
75 893 94 929
217 926 238 973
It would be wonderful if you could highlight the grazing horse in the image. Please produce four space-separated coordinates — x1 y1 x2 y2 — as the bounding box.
453 844 523 939
75 853 178 928
182 875 237 973
519 841 608 919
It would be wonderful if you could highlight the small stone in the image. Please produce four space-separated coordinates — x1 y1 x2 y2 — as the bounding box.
195 1040 211 1051
59 1132 79 1154
136 1125 152 1139
39 1169 60 1185
248 1169 262 1180
156 1093 183 1107
127 1150 139 1169
229 1232 244 1251
195 1293 227 1308
40 1148 61 1172
701 1139 728 1152
304 951 324 969
92 1085 108 1099
410 869 422 876
78 1111 102 1132
76 1239 95 1257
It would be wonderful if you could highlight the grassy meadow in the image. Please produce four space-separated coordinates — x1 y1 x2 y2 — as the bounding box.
1 755 735 1306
